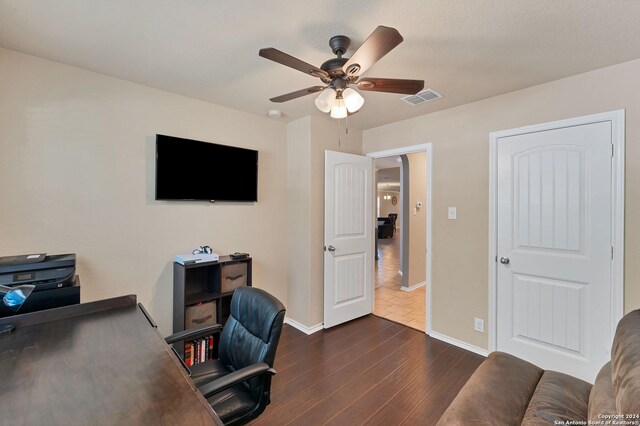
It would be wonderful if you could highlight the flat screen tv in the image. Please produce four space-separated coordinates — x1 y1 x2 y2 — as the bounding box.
155 134 258 202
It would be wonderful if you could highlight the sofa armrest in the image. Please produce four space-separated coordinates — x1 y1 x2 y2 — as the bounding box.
436 352 543 426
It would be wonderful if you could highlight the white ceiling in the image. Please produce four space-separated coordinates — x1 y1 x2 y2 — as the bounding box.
377 167 400 192
375 156 402 170
1 1 640 129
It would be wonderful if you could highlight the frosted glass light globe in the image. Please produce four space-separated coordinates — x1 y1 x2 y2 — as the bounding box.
314 89 336 113
342 88 365 113
330 98 348 119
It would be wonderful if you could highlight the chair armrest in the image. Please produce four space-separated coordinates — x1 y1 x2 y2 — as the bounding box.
198 362 276 398
165 324 223 344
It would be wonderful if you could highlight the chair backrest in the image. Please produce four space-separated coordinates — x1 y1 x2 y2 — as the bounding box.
388 213 398 225
218 287 286 399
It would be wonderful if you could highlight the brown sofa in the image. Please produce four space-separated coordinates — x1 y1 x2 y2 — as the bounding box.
437 310 640 425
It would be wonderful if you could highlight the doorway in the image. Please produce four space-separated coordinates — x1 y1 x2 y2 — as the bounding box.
368 144 432 334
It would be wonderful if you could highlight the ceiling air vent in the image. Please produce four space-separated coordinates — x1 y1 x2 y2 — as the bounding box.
401 89 443 106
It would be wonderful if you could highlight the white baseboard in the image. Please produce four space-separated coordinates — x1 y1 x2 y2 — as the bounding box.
284 317 323 335
429 331 489 357
400 281 425 292
398 270 403 276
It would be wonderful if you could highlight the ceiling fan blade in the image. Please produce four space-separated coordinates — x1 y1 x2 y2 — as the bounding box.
259 48 329 80
343 26 404 77
356 78 424 95
269 86 326 103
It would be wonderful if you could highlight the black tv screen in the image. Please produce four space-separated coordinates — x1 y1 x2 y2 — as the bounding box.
155 134 258 202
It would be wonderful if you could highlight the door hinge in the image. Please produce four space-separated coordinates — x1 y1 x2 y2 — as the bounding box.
611 246 614 260
611 144 614 158
495 255 498 263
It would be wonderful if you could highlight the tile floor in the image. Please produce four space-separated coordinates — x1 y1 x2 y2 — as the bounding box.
373 233 427 332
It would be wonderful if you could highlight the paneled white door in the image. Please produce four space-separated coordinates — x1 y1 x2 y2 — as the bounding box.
496 121 612 382
324 150 373 328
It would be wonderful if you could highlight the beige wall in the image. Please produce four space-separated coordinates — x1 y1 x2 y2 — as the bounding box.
0 48 288 336
287 115 362 327
286 117 312 325
363 58 640 350
377 190 399 222
407 152 427 287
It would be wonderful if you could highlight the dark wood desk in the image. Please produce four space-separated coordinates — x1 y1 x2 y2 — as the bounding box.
0 295 223 425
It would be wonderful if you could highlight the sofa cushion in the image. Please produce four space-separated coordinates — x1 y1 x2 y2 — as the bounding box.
521 370 591 425
588 362 617 422
611 309 640 414
436 352 543 425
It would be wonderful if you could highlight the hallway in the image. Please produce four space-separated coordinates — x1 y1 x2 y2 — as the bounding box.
373 235 426 332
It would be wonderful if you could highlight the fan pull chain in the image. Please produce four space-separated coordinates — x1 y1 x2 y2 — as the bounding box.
336 117 350 148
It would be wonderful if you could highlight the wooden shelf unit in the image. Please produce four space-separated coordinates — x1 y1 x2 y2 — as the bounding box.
173 255 252 358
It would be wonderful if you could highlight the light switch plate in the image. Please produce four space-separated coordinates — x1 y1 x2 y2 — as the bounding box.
448 207 457 220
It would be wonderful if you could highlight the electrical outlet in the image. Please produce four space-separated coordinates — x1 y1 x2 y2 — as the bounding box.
474 318 484 333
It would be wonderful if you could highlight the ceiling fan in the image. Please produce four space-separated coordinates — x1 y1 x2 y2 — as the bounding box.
259 26 424 119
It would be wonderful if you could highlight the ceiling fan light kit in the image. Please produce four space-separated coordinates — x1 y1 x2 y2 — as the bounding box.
314 88 336 113
342 88 365 113
330 96 348 119
259 26 424 120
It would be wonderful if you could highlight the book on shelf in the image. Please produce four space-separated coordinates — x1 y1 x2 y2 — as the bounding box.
184 335 215 367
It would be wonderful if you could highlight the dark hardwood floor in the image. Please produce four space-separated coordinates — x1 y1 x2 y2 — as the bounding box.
250 315 484 426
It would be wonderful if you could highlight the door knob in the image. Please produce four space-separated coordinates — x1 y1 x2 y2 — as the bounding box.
500 257 510 265
327 245 336 252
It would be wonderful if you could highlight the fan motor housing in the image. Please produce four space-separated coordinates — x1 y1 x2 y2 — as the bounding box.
322 35 352 78
321 57 348 77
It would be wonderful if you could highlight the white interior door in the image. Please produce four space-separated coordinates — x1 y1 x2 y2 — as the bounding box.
324 150 373 328
496 121 613 382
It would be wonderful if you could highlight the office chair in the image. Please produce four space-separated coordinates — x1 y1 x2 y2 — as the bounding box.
166 287 285 425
